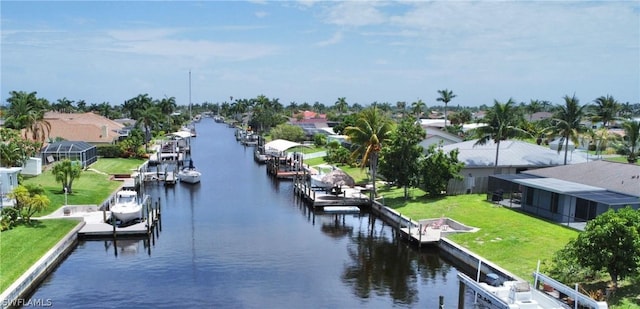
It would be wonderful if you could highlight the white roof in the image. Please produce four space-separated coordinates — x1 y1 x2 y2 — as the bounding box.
441 139 588 168
264 139 307 153
170 131 191 138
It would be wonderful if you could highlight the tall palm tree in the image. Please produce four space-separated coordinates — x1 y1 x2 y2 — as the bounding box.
334 97 348 115
592 95 620 128
473 99 528 173
136 105 162 152
551 95 588 165
411 99 426 118
344 107 394 198
395 101 407 117
437 89 456 128
622 120 640 163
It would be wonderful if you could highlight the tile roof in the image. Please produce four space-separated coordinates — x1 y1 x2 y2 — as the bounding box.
523 160 640 197
44 112 125 144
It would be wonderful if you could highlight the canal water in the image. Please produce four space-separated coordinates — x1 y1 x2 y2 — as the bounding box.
28 120 479 308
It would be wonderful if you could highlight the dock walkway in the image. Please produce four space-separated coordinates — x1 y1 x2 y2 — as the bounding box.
293 180 370 208
38 198 160 238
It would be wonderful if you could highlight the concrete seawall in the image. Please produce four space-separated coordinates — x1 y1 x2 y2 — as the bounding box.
0 219 85 309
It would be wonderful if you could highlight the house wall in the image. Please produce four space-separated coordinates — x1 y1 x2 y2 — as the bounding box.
447 167 519 195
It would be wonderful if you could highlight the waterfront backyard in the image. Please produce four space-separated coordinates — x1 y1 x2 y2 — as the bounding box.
0 158 145 292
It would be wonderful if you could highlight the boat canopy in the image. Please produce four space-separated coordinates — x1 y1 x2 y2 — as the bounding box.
170 131 191 139
264 139 310 153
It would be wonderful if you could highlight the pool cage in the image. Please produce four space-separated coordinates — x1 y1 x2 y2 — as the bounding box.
40 141 98 168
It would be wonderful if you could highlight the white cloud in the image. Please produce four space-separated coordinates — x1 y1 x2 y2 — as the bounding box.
315 31 343 47
254 11 269 18
322 1 387 27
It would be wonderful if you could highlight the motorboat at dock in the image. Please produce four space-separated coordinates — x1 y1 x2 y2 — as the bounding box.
110 190 143 223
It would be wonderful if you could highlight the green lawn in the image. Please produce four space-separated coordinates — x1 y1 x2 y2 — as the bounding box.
0 219 80 292
22 158 145 216
379 189 578 279
89 158 147 174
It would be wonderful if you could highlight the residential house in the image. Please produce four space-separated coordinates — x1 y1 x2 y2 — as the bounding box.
419 127 463 150
44 112 126 145
441 139 589 194
489 161 640 228
289 110 338 137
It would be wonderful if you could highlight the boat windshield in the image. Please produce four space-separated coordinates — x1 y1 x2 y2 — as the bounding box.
117 195 136 204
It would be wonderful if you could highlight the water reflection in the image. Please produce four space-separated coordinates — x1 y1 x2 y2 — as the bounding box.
103 238 148 257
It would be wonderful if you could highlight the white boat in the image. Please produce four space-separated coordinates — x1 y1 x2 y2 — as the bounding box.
459 272 568 309
179 159 201 184
110 190 143 223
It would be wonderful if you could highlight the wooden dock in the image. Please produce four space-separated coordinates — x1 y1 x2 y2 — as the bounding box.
293 178 371 208
77 196 162 239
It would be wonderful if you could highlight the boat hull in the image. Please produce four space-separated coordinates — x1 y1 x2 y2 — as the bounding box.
179 170 201 184
111 206 142 223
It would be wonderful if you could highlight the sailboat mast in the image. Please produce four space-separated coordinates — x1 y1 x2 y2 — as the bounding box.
189 70 192 120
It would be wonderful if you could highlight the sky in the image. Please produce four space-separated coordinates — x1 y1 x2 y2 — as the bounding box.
1 1 639 108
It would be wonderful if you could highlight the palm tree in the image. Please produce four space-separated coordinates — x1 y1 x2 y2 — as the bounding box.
334 97 348 115
622 120 640 163
51 159 82 193
136 105 162 152
395 101 406 117
437 89 456 128
472 99 528 173
592 95 620 128
550 95 588 165
344 107 394 198
526 99 543 121
411 99 426 118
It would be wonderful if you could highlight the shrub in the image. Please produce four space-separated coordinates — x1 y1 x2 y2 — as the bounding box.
97 145 123 158
1 207 20 231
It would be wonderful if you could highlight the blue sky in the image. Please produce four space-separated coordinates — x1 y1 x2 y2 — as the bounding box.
2 1 639 108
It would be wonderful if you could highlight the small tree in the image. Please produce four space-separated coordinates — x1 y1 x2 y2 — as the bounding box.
568 207 640 289
314 134 327 147
270 124 305 142
378 117 425 198
419 145 464 197
622 120 640 163
8 185 50 224
51 159 82 193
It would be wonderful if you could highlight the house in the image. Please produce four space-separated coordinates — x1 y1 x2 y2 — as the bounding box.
44 112 126 145
289 111 339 137
441 139 589 194
419 128 463 149
489 161 640 228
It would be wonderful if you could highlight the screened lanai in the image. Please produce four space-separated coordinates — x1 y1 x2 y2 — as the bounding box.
40 141 98 168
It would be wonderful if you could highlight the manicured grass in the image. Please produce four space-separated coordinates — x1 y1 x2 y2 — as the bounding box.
22 158 144 216
606 156 640 165
89 158 146 174
379 189 579 279
22 170 122 216
0 219 80 292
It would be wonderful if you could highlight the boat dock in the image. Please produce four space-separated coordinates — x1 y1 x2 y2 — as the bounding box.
41 196 161 239
293 177 371 208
